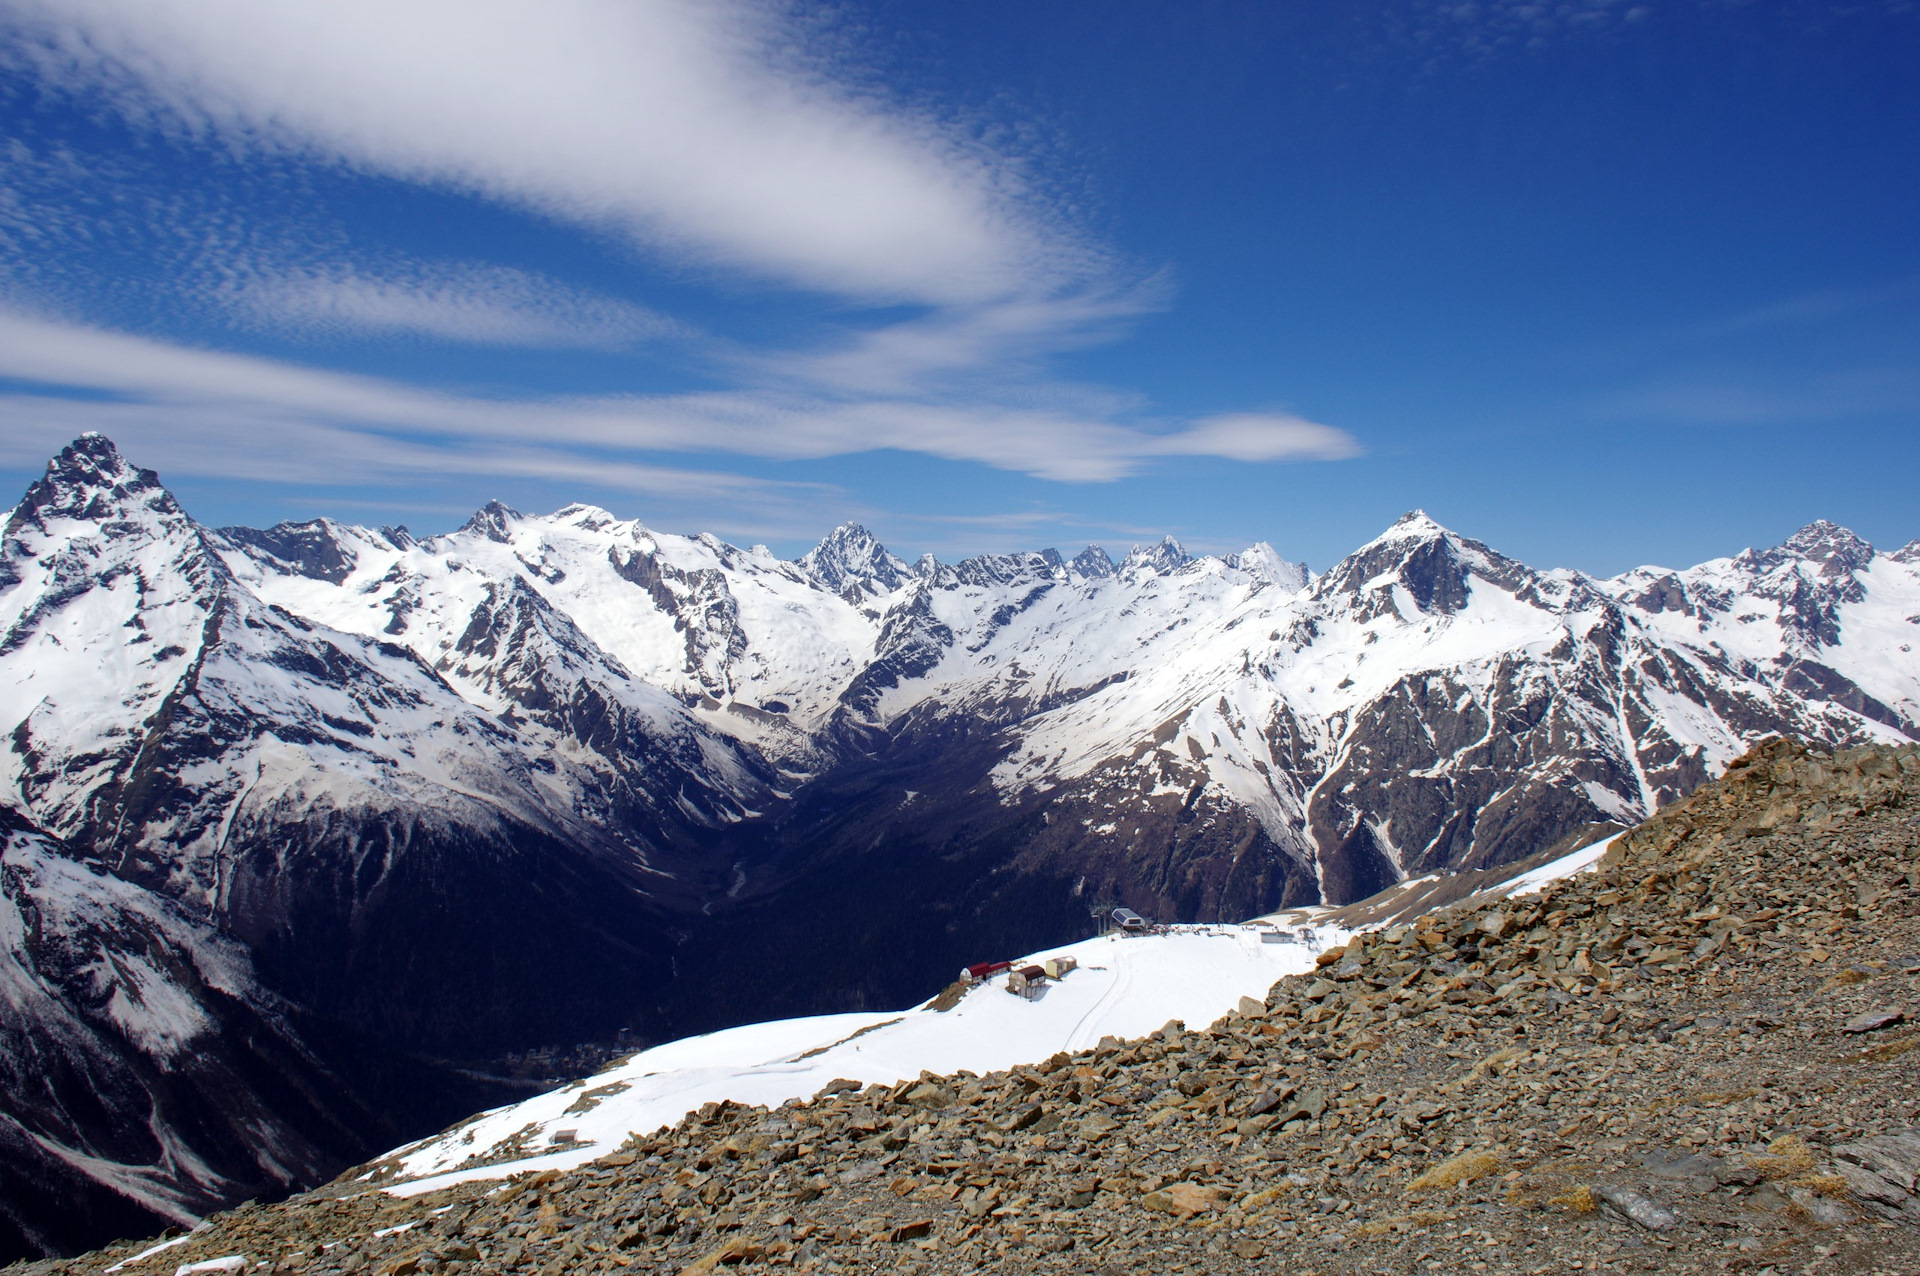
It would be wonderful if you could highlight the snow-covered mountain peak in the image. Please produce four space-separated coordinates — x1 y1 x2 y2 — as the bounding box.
551 502 623 534
1225 541 1310 591
457 499 525 545
1892 539 1920 565
1068 545 1116 580
1669 520 1892 652
6 432 186 537
1774 519 1876 577
1381 508 1450 541
799 522 913 597
1312 510 1506 618
217 518 360 585
1119 535 1191 579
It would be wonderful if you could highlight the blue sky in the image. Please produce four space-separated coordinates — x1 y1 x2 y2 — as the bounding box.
0 0 1915 575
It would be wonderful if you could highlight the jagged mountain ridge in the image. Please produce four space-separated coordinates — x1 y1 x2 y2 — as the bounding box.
13 435 1920 934
3 433 1919 1259
9 435 1919 937
0 437 765 1057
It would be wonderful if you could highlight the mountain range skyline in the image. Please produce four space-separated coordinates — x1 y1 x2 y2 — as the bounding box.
73 430 1920 593
3 429 1917 1259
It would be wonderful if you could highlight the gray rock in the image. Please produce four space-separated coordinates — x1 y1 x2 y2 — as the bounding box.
902 1083 953 1111
1786 1185 1852 1225
1244 1085 1296 1117
1831 1130 1920 1193
1594 1185 1680 1231
1833 1160 1910 1211
1639 1149 1721 1186
1272 1088 1328 1126
1841 1009 1905 1034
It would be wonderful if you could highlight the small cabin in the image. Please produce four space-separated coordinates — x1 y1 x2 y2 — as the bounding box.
962 960 1012 983
1042 955 1077 979
1111 907 1149 933
1006 964 1048 997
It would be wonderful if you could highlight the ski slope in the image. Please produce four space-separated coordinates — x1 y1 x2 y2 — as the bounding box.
376 924 1345 1196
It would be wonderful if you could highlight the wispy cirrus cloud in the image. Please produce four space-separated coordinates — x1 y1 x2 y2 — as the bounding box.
0 0 1361 521
1595 366 1920 426
0 133 689 351
0 0 1092 306
0 307 1357 485
754 281 1173 398
221 262 685 349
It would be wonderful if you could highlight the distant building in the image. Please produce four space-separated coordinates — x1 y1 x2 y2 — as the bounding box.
1042 955 1077 979
962 960 1012 983
1111 907 1149 933
1007 964 1048 997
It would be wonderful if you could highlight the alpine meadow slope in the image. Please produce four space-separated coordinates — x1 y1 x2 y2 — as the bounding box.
1 433 1918 1259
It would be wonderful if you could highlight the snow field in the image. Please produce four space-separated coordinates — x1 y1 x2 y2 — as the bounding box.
378 923 1344 1197
374 833 1620 1201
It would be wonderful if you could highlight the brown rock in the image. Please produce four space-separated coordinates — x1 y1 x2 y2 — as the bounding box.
1141 1182 1224 1217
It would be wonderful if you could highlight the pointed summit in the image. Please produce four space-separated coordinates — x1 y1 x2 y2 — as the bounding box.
1226 541 1310 591
1068 545 1116 581
459 499 523 544
1120 536 1191 579
1777 520 1875 577
1312 511 1537 618
8 434 184 536
1364 509 1454 548
800 523 912 595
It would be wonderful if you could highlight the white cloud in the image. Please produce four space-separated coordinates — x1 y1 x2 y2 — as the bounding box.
222 262 683 348
0 307 1359 486
755 282 1170 397
1141 412 1362 463
2 0 1085 305
0 4 1362 502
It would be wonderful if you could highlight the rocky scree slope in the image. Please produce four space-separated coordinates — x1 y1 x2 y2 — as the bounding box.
24 736 1920 1276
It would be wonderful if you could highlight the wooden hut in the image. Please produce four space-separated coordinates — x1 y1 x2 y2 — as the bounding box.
1006 964 1048 997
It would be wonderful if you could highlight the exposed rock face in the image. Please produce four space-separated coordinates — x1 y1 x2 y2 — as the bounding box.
799 524 915 600
23 738 1920 1276
0 809 515 1263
